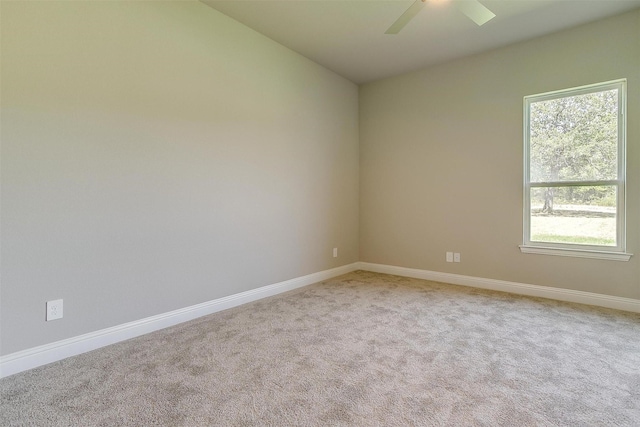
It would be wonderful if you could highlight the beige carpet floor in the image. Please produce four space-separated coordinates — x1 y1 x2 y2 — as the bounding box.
1 270 639 426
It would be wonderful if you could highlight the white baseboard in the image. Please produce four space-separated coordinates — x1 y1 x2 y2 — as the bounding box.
4 262 636 378
356 262 640 313
0 263 359 379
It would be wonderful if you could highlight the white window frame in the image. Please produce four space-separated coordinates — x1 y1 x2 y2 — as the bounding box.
520 79 632 261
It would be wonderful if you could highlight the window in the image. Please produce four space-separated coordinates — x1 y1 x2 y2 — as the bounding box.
521 80 631 261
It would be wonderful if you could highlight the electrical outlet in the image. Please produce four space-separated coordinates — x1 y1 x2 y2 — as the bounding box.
46 299 63 321
333 248 338 258
454 253 461 263
446 252 453 262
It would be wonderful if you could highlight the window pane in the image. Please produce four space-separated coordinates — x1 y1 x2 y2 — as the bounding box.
530 186 616 246
529 89 618 183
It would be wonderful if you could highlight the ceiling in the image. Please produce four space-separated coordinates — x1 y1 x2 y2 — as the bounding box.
201 0 640 84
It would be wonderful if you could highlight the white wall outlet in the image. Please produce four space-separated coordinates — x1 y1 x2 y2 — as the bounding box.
333 247 338 258
454 253 461 263
46 299 63 321
446 252 453 262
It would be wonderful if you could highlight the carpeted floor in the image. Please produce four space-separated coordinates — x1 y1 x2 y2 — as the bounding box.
1 270 639 426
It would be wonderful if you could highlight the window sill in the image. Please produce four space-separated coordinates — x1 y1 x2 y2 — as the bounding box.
519 245 632 261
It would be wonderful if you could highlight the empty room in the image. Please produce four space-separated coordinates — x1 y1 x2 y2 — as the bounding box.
1 0 639 425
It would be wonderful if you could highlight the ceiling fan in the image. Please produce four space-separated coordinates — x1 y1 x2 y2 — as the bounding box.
385 0 495 34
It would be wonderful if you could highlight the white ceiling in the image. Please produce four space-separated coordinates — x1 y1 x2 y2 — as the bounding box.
201 0 640 84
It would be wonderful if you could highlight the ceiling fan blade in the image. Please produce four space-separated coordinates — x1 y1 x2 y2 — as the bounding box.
452 0 495 26
385 0 426 34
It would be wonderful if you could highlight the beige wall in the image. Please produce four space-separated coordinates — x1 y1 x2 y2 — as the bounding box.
2 1 639 359
360 10 640 299
1 1 359 355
